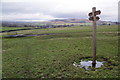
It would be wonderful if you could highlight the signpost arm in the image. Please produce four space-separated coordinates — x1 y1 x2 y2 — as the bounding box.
92 7 97 68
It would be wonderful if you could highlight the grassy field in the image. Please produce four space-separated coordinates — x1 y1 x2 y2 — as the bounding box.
2 25 117 35
2 25 119 78
0 27 32 31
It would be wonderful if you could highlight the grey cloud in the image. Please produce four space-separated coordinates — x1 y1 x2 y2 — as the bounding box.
2 2 26 14
118 1 120 22
51 12 87 19
2 2 56 14
2 2 88 19
2 1 118 21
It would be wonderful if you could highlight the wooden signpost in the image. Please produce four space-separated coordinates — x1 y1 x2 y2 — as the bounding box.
88 7 101 68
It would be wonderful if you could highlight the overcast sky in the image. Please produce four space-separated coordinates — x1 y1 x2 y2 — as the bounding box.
1 0 119 22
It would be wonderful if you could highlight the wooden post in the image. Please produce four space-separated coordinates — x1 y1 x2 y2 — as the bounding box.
92 7 97 68
88 7 101 69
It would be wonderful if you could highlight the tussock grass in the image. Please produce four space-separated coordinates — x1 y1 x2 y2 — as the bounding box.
2 25 119 78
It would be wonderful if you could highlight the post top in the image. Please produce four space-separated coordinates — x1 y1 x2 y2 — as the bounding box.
92 7 96 9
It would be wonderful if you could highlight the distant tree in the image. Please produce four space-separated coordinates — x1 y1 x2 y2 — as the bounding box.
24 25 28 27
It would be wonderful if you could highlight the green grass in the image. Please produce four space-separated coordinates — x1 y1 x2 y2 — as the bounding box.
0 27 31 31
2 25 119 78
2 25 117 35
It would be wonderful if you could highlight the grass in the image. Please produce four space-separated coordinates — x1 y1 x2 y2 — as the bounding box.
0 27 32 31
2 25 119 78
2 25 117 35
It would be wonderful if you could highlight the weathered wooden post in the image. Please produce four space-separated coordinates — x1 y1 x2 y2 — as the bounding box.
92 7 97 68
88 7 101 68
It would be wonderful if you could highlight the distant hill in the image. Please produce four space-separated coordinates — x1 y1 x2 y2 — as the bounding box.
2 18 118 27
47 18 117 25
49 18 91 24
